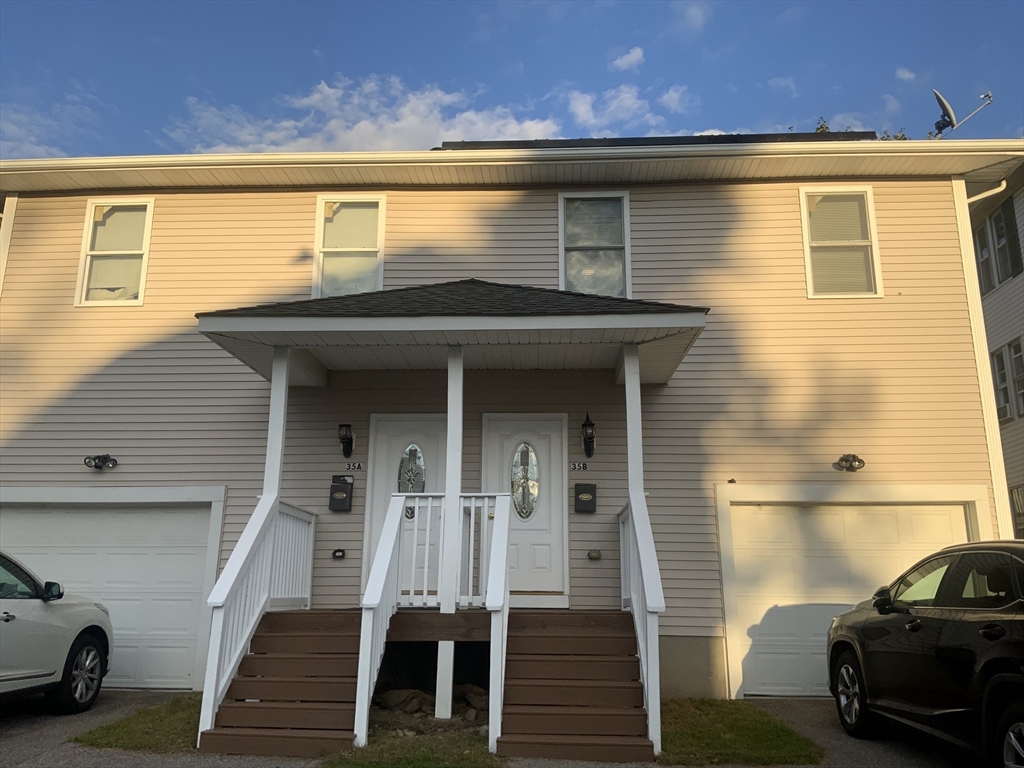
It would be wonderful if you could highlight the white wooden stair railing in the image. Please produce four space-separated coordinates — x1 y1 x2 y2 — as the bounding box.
485 493 513 753
197 494 316 741
619 490 665 755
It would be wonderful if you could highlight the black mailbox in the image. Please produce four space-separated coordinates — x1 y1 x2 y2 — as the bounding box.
329 475 354 512
574 483 597 513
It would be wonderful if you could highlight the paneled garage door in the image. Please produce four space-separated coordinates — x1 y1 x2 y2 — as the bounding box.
728 503 969 697
0 504 210 689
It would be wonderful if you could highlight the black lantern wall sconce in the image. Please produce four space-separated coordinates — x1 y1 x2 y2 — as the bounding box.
338 424 355 458
835 454 865 472
84 454 118 470
581 413 596 458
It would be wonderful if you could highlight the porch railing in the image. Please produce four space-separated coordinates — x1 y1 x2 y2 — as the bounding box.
619 491 665 755
485 493 513 753
458 494 500 607
197 495 316 741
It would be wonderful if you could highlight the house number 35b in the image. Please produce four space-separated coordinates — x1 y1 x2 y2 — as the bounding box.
570 462 588 471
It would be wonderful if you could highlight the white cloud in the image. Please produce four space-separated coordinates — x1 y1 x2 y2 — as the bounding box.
669 1 712 36
768 77 798 98
831 112 870 132
883 94 900 115
0 93 102 159
566 85 664 131
609 47 645 72
693 128 727 136
895 67 916 82
726 83 738 93
658 85 701 115
165 75 562 153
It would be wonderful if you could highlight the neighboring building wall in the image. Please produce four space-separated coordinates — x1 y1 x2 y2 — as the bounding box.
976 181 1024 529
0 180 999 670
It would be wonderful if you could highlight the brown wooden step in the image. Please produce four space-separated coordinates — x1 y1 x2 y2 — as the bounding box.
225 675 356 702
496 733 655 762
506 634 637 656
508 610 634 633
250 632 360 654
216 701 355 730
199 726 352 757
504 679 644 707
502 704 647 736
257 610 361 633
238 653 358 678
505 653 639 680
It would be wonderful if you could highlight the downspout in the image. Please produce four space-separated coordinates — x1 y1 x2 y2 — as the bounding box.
966 179 1007 205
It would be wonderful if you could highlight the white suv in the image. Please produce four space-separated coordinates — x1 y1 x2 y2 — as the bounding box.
0 552 113 713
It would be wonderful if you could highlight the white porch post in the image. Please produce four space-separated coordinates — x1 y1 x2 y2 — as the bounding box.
263 347 291 498
436 346 464 718
623 345 644 496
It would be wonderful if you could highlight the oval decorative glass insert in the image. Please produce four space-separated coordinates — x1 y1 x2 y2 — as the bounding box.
398 444 426 518
510 442 539 520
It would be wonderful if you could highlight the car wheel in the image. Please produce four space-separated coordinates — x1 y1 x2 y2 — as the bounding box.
834 651 876 738
47 633 105 714
997 703 1024 768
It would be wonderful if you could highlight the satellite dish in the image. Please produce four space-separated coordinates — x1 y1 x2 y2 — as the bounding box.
933 90 957 133
930 89 993 139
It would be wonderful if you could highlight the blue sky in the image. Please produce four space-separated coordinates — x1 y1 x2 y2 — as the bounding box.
1 0 1022 158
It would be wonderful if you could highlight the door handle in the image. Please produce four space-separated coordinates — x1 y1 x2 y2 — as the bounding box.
979 624 1006 641
905 618 922 632
1 612 14 623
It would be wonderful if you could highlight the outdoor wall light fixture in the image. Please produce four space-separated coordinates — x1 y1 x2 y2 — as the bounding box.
581 413 597 458
338 424 355 458
84 454 118 470
835 454 866 472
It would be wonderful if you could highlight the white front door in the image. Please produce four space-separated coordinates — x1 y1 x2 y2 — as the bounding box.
364 415 447 595
482 415 567 606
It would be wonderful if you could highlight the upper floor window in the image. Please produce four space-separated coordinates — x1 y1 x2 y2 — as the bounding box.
992 337 1024 422
76 199 154 306
314 195 385 298
799 187 882 298
974 197 1022 295
559 192 630 298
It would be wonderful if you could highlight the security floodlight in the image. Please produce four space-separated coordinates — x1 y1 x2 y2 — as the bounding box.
931 89 993 139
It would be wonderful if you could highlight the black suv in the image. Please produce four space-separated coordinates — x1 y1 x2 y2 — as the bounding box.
827 541 1023 766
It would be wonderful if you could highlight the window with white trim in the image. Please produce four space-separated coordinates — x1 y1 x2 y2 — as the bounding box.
76 199 154 305
314 196 385 298
974 197 1023 295
800 188 882 297
559 193 630 298
991 338 1024 422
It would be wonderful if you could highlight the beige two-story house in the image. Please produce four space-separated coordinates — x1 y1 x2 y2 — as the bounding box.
1 134 1022 761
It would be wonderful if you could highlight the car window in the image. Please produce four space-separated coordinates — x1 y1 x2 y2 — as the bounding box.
941 552 1017 609
0 558 39 600
892 555 955 607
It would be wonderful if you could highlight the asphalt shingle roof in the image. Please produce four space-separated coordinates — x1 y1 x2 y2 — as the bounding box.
197 279 708 319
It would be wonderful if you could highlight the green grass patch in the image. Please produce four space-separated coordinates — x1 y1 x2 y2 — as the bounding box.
319 727 502 768
72 693 201 753
658 698 825 766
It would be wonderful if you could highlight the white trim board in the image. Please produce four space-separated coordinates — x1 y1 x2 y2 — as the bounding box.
0 192 18 300
0 484 226 692
952 176 1014 539
714 482 993 700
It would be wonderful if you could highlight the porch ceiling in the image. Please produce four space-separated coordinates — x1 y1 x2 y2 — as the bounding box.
197 280 708 385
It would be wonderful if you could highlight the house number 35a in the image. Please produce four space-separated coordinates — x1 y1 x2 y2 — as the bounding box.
570 462 588 471
345 462 363 471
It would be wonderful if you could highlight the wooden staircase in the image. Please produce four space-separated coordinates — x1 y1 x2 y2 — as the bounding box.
497 609 655 762
198 610 360 757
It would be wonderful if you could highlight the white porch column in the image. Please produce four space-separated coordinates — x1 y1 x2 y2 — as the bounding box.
263 347 291 498
622 345 644 495
436 346 464 718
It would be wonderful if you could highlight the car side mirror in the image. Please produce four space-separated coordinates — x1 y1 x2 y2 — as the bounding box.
41 581 63 602
871 586 893 614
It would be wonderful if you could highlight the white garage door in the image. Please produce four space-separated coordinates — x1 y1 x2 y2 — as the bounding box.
729 503 969 697
0 504 210 689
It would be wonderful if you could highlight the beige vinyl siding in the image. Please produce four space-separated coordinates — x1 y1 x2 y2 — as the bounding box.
0 179 999 637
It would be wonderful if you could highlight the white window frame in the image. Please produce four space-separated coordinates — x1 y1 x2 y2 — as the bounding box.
75 197 155 307
798 185 883 299
973 223 996 295
1010 338 1024 417
558 191 632 298
312 194 386 299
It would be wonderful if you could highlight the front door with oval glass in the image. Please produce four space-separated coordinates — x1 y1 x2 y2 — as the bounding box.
482 415 567 606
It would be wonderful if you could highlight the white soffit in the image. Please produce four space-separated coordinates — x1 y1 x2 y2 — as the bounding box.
2 140 1022 192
